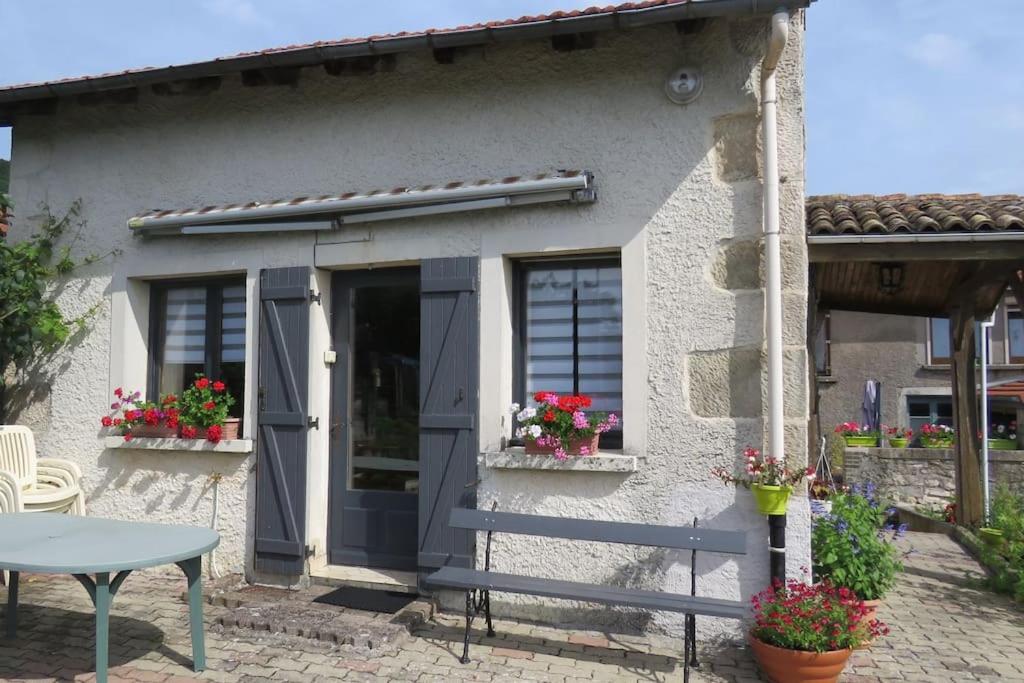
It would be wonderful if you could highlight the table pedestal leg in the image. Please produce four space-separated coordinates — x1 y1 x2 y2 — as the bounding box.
4 571 17 639
176 557 205 671
95 573 110 683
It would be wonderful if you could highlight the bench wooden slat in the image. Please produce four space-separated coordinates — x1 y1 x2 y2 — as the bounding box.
448 508 746 555
427 566 747 620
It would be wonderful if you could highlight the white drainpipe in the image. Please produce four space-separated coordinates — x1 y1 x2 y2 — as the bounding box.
763 10 790 463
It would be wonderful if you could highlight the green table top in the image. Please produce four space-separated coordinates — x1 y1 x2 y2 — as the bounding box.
0 513 219 574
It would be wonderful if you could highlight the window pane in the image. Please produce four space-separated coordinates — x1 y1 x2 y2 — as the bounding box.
523 261 623 429
930 318 950 363
1010 309 1024 362
814 315 829 374
159 287 206 396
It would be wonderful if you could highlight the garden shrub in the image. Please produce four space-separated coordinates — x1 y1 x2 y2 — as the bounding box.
982 484 1024 602
812 484 903 601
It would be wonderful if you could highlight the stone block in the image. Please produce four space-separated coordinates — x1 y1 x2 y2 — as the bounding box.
711 238 760 290
713 113 759 182
688 346 761 418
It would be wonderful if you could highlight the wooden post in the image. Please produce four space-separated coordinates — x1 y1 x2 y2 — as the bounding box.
949 305 983 526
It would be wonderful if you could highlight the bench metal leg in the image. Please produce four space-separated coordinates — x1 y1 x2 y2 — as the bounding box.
460 590 474 664
483 590 495 638
5 571 17 640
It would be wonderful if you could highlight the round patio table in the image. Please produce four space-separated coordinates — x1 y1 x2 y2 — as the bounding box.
0 513 219 683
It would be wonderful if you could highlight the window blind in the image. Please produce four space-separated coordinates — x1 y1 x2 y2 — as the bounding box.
163 287 207 363
221 285 247 363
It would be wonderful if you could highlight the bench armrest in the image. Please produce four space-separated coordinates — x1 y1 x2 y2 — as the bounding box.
0 468 24 513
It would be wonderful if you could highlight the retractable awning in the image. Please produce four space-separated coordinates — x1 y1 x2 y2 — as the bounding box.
128 170 595 237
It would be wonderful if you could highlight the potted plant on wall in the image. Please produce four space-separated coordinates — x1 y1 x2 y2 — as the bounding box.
919 423 955 449
511 393 617 459
712 447 815 516
179 374 237 443
100 387 179 440
882 425 912 448
748 577 888 683
811 484 903 646
987 421 1018 451
834 422 879 447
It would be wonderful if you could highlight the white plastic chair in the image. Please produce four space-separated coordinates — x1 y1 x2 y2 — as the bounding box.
0 425 85 515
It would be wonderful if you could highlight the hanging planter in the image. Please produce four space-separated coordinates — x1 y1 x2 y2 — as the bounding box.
979 527 1004 547
751 484 792 516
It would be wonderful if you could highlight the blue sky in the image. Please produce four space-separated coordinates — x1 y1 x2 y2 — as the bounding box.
2 0 1022 195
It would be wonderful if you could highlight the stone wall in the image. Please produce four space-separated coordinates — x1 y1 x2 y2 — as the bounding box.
844 447 1024 507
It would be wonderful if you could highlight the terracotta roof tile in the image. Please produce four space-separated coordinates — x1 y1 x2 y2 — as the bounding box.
806 194 1024 236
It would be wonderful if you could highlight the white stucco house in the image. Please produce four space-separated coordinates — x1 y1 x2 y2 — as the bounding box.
1 0 813 637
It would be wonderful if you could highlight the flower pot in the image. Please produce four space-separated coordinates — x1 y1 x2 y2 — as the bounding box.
843 435 878 447
987 438 1017 451
222 418 240 440
923 441 953 449
524 434 599 456
887 438 908 448
853 599 883 649
751 484 791 516
128 424 178 438
749 634 852 683
980 527 1004 547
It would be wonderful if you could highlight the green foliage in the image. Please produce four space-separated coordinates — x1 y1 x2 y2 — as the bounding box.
981 484 1024 602
812 487 903 601
179 374 236 429
0 201 106 413
0 158 10 194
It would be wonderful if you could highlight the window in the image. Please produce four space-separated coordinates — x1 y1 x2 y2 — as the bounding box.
907 396 953 433
928 318 951 365
516 258 623 448
149 277 246 417
1009 306 1024 364
928 317 987 365
815 312 831 376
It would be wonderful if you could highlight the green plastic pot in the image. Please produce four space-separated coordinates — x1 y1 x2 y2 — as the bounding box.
987 439 1018 451
751 484 792 516
843 435 878 447
888 438 908 448
979 527 1004 547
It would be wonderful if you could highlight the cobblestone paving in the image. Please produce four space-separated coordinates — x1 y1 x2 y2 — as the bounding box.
0 531 1021 682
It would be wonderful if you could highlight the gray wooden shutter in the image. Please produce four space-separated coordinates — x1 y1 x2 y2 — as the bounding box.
254 267 310 575
418 257 479 569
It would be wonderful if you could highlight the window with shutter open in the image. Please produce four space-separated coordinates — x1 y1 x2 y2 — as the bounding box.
516 257 623 448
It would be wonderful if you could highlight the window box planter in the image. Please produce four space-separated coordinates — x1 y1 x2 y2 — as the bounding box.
102 436 253 453
988 438 1017 451
843 435 878 447
524 434 599 457
923 441 954 449
887 438 909 448
482 449 637 473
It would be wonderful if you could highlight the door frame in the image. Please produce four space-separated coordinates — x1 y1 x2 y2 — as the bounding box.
327 266 421 570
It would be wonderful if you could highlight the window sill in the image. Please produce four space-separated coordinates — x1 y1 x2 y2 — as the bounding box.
102 436 253 454
481 448 637 473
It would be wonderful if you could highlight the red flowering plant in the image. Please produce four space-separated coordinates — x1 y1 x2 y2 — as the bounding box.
712 447 815 489
100 387 180 441
178 374 235 443
751 577 888 653
834 422 879 438
918 423 955 448
511 392 617 460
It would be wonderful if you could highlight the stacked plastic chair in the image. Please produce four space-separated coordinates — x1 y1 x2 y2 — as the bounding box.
0 425 85 515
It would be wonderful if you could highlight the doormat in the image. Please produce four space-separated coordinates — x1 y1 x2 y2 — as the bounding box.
313 586 418 614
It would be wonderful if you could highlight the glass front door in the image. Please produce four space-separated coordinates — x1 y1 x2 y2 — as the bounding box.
328 268 420 570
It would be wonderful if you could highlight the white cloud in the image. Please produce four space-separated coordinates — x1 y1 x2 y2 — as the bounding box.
202 0 271 28
905 32 972 72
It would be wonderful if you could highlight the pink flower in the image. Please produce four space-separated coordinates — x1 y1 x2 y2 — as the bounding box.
553 447 568 461
579 446 591 456
572 411 589 429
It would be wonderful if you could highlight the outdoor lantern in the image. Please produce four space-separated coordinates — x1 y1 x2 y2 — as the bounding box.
878 263 904 295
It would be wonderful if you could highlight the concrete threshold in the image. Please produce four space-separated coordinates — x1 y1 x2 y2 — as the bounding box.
309 563 419 594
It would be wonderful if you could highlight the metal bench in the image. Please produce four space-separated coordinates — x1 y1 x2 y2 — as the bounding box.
425 505 747 681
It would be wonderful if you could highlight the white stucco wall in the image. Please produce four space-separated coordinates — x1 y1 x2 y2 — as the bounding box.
8 13 809 638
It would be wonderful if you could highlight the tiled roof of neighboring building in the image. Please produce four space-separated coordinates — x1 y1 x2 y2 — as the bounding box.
0 0 810 111
806 194 1024 236
988 379 1024 404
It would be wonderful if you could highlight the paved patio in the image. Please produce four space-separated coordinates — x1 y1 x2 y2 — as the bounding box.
0 531 1021 682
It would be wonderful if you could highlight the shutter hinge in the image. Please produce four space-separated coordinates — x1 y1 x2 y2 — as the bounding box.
305 544 316 558
307 416 320 430
310 290 322 305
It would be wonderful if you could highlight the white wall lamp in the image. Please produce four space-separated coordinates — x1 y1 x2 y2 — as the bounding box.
664 65 703 104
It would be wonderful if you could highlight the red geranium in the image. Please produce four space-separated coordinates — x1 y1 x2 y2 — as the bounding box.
143 408 160 426
195 377 210 390
213 381 226 393
205 424 223 444
203 401 216 411
180 425 198 439
100 415 113 427
543 410 555 422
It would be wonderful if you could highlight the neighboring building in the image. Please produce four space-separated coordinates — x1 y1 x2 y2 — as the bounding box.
0 0 812 637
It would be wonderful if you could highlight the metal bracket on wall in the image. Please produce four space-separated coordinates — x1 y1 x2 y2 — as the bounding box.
310 290 322 305
307 416 320 430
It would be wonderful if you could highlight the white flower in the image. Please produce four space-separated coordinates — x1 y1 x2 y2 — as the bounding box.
517 407 537 421
515 427 526 438
528 424 543 439
510 402 521 414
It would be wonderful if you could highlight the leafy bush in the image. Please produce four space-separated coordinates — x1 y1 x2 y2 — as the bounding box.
812 484 903 600
981 484 1024 602
751 578 888 652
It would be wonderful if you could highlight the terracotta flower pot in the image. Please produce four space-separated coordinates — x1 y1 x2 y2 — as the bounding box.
524 434 599 456
751 484 791 516
179 419 239 441
843 435 878 447
128 424 178 438
749 634 852 683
